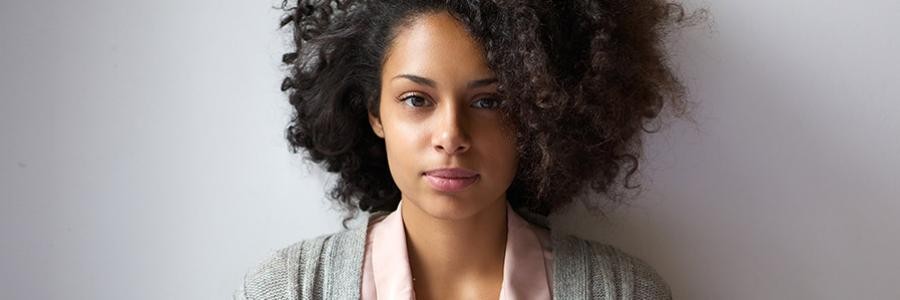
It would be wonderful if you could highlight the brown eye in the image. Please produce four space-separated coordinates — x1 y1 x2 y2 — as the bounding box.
472 97 502 109
400 95 431 108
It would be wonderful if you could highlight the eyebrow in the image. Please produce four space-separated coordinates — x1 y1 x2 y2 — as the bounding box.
392 74 498 89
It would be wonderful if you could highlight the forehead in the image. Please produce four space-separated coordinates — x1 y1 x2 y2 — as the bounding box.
381 12 494 84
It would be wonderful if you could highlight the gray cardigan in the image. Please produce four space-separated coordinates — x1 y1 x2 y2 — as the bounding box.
237 211 672 300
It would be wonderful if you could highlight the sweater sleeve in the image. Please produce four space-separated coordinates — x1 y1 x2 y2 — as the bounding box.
587 241 674 300
240 240 306 300
233 286 248 300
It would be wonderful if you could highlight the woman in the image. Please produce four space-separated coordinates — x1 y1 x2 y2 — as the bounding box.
239 0 695 299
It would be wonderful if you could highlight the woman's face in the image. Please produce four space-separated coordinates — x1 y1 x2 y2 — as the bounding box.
369 11 519 221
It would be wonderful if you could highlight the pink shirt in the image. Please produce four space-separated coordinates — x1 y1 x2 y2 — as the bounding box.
361 201 554 299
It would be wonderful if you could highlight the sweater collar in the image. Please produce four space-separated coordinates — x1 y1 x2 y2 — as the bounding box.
327 203 591 299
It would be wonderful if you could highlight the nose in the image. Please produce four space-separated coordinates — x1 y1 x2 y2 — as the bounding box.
432 101 471 156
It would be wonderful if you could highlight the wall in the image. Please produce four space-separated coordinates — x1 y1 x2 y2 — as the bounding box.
1 0 898 299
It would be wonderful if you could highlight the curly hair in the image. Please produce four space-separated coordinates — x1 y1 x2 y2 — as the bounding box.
278 0 700 226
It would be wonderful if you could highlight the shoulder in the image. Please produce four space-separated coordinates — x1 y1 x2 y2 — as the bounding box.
238 227 367 300
585 239 674 299
553 233 673 300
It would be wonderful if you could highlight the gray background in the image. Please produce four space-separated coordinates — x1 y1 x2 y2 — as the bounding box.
1 0 898 299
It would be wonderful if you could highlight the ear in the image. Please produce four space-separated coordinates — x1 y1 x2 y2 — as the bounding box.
368 112 384 138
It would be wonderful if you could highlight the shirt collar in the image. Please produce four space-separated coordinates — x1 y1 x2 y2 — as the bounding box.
371 200 551 299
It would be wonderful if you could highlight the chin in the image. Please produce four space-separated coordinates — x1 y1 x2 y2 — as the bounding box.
408 191 498 221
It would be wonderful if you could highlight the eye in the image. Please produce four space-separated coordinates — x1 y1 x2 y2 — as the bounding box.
399 94 432 108
472 97 502 109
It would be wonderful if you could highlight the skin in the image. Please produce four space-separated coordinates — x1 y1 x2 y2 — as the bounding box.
368 11 520 300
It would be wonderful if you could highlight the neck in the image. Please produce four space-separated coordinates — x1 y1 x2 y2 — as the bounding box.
400 197 508 290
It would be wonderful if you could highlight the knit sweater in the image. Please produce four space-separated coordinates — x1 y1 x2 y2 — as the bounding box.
236 210 673 300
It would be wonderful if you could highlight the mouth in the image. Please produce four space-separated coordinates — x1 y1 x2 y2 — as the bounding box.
422 168 480 192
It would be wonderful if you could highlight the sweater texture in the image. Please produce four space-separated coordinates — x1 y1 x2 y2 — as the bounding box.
237 209 673 300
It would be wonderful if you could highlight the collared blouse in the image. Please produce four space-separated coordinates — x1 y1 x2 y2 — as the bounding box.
360 201 554 299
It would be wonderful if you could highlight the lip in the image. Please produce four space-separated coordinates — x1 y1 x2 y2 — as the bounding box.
423 168 480 192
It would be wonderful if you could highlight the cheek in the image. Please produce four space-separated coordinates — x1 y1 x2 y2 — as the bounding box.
381 115 429 186
480 122 520 179
382 117 428 153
